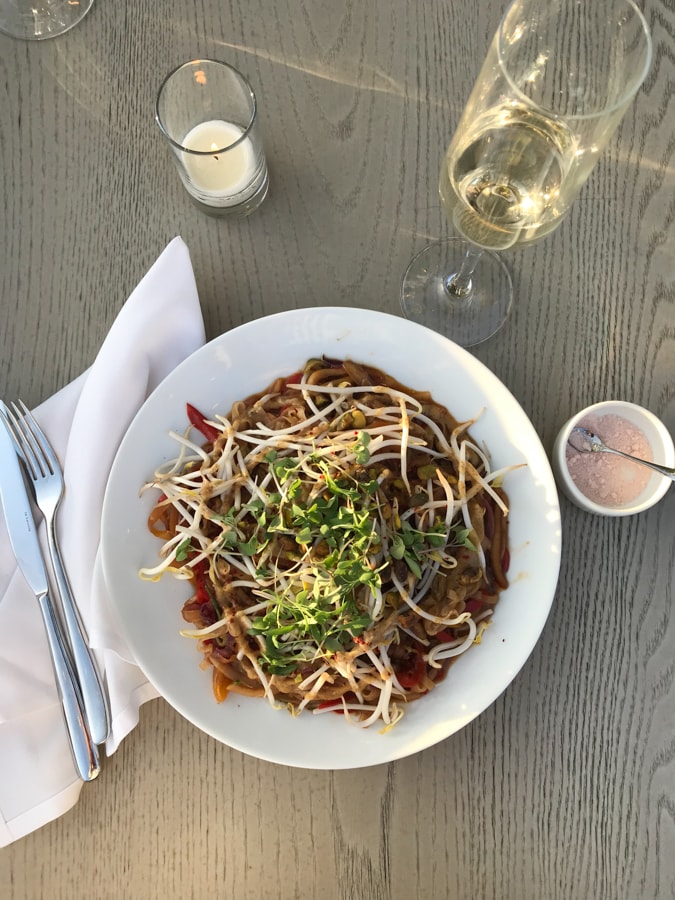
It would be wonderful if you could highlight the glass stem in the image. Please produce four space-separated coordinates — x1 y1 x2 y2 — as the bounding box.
445 244 484 298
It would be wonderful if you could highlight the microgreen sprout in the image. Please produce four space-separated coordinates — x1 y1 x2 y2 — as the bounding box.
389 520 448 578
175 538 192 562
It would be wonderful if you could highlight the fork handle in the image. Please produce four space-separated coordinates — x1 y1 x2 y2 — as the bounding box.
37 590 100 781
47 524 111 745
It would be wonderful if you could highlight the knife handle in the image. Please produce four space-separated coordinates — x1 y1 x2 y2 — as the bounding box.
46 523 110 745
37 590 100 782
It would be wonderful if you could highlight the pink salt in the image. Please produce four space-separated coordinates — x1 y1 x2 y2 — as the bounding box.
565 413 653 507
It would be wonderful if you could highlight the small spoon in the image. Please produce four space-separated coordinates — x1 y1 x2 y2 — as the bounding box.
568 426 675 482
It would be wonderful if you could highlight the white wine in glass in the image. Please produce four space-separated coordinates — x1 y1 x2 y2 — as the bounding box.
401 0 652 347
440 103 575 252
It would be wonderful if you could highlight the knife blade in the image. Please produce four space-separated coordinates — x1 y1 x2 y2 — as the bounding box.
0 412 100 781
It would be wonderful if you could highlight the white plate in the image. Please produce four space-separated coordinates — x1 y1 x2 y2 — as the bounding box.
101 307 561 769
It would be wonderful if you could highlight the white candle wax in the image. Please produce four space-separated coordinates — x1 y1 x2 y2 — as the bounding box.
182 120 257 202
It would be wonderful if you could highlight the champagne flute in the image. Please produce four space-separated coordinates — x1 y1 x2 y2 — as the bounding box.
401 0 652 347
0 0 94 40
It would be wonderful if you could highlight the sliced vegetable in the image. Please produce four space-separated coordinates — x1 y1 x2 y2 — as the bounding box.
186 403 220 442
395 651 426 689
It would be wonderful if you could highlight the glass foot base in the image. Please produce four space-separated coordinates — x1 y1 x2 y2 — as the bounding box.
0 0 94 40
400 238 513 348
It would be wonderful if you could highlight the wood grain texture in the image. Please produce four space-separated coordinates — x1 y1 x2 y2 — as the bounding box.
0 0 673 898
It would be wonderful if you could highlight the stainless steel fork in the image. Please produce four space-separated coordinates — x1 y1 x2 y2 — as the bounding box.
4 401 111 745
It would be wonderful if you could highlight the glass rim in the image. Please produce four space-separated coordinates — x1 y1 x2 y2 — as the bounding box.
496 0 653 121
155 58 258 155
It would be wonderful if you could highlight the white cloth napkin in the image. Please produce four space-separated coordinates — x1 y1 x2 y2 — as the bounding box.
0 237 205 847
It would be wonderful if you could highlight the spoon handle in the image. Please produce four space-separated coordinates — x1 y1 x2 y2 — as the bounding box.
602 447 675 482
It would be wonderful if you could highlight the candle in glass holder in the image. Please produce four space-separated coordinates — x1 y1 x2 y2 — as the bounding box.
156 59 269 217
182 120 257 201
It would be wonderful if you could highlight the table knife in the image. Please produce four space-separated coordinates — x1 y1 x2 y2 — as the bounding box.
0 418 100 782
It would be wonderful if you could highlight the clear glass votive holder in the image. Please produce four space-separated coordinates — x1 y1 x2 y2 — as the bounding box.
155 59 269 218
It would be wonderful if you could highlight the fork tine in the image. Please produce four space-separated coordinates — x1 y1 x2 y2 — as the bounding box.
13 401 55 478
1 403 35 477
0 404 12 447
3 402 44 479
18 401 59 474
0 401 16 443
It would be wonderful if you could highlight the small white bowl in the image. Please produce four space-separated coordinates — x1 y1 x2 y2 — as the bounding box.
552 400 674 516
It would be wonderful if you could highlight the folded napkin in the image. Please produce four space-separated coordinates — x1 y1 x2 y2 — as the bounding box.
0 237 205 847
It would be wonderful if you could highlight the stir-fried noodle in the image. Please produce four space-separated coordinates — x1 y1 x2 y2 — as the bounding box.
140 358 514 729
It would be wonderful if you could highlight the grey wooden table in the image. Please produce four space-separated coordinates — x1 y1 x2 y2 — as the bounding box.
0 1 673 898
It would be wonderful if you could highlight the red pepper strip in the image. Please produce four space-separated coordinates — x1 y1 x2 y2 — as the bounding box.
186 403 220 442
464 598 484 615
194 572 212 606
317 699 345 715
396 651 426 689
435 629 454 643
191 558 213 601
192 569 222 625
